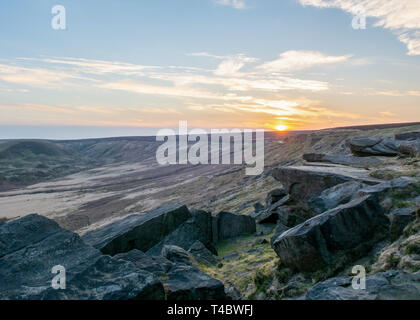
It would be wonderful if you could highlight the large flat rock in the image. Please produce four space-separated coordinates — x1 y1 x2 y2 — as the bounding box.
82 204 191 255
272 195 388 272
272 164 381 210
303 153 383 168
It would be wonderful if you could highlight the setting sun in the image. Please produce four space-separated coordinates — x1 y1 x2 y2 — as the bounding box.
275 125 289 132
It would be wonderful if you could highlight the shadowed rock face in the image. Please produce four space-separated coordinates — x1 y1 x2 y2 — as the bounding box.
309 181 365 214
212 211 256 242
38 256 165 300
146 209 214 256
82 205 192 255
271 196 388 272
306 271 420 300
0 214 164 300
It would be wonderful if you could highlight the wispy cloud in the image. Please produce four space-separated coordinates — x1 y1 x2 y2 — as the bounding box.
298 0 420 55
215 0 247 9
0 63 88 87
258 51 352 72
0 51 371 129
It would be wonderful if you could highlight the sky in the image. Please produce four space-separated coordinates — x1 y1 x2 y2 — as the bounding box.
0 0 419 139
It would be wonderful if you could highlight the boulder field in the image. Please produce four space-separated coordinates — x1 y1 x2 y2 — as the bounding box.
250 132 420 299
0 205 256 300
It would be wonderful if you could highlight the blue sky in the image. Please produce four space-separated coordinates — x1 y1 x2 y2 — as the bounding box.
0 0 419 139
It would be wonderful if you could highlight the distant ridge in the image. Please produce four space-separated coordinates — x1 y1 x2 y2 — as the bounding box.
327 122 420 131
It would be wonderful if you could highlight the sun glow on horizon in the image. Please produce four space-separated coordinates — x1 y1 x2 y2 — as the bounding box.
275 124 289 132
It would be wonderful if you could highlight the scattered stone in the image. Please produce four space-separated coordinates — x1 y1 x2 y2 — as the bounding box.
248 247 263 254
306 270 420 300
272 196 388 272
82 205 191 255
223 253 239 261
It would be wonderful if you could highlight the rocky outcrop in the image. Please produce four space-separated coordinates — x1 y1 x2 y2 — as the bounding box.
272 196 388 272
303 153 383 167
355 177 419 203
146 209 214 256
272 165 380 210
306 270 420 300
212 211 256 242
349 137 399 157
309 181 365 214
0 214 164 300
395 132 420 141
82 205 192 255
161 245 227 300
